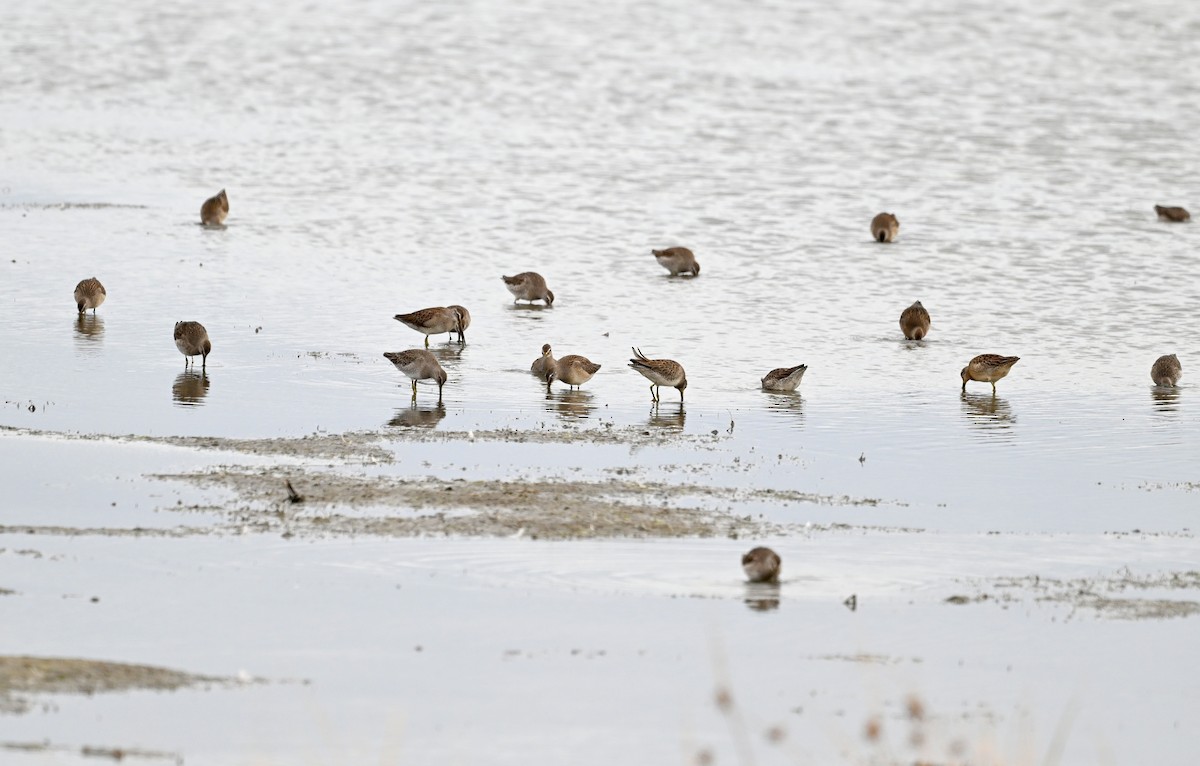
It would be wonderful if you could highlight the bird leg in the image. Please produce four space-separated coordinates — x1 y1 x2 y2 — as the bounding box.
424 335 430 348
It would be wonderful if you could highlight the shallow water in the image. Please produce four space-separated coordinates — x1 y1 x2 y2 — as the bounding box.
2 0 1199 762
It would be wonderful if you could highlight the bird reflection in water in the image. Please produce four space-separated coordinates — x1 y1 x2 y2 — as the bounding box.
73 314 104 346
172 371 210 406
387 402 447 429
1150 386 1181 415
647 404 686 430
959 392 1015 431
763 391 805 427
743 583 781 612
544 389 596 420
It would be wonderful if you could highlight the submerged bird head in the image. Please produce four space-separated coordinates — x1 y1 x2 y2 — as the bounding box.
960 367 970 389
435 368 448 387
544 289 555 306
677 377 688 393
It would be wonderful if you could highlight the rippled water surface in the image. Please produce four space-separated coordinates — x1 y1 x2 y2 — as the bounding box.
2 0 1199 763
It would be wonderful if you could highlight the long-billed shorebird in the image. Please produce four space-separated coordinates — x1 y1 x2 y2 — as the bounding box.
531 344 555 382
761 364 807 392
899 301 931 340
871 212 899 242
742 547 781 584
174 321 212 370
200 189 229 225
502 272 554 305
652 247 700 276
1151 354 1182 387
447 305 471 343
1155 205 1190 222
74 277 106 314
629 347 687 402
384 350 447 401
551 354 602 389
961 354 1019 393
394 307 459 348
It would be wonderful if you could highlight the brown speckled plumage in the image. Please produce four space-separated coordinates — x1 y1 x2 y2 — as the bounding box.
384 349 447 401
742 547 781 583
761 364 807 392
174 321 212 370
74 277 106 314
1154 205 1190 223
628 347 687 402
552 354 602 388
899 301 931 340
961 354 1019 393
1151 354 1182 387
394 307 460 348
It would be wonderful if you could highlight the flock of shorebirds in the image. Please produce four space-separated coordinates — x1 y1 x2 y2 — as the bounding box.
66 191 1189 583
69 192 1187 405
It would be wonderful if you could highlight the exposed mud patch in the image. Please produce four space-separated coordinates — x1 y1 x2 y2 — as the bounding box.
957 570 1200 620
152 467 808 540
2 740 182 763
0 656 235 715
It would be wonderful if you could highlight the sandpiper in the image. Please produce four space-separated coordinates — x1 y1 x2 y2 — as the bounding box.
871 212 899 242
628 347 687 402
761 364 807 392
200 189 229 225
174 321 212 370
742 547 781 584
530 344 555 382
74 277 106 314
447 305 471 343
384 350 447 401
1154 205 1190 222
961 354 1019 393
501 272 554 305
652 247 700 276
393 307 459 348
899 300 931 340
1151 354 1182 387
551 355 602 389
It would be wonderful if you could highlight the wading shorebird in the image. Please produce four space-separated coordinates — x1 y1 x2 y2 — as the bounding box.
384 349 447 402
200 189 229 225
899 300 931 340
628 347 687 402
530 344 555 382
652 246 700 276
742 547 781 584
393 307 459 348
550 354 602 389
1151 354 1182 387
761 364 807 392
174 321 212 370
961 354 1019 393
1154 205 1190 222
447 305 471 343
871 212 899 242
501 272 554 305
74 277 106 314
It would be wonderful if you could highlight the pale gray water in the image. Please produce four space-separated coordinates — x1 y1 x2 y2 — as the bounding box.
2 0 1199 763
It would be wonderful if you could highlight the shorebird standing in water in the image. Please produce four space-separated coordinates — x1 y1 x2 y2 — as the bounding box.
394 307 459 348
871 212 899 242
501 272 554 305
447 305 471 343
200 189 229 225
760 364 807 392
628 347 687 403
550 354 602 389
899 301 931 340
74 277 106 314
961 354 1019 394
1154 205 1190 222
742 547 781 583
385 350 447 402
531 343 555 382
174 321 212 370
652 247 700 276
1151 354 1182 387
